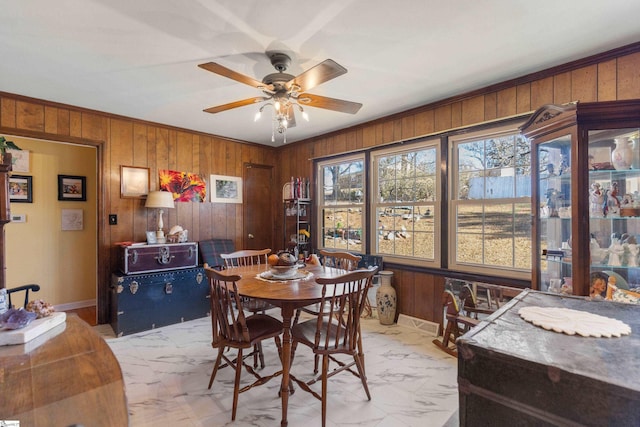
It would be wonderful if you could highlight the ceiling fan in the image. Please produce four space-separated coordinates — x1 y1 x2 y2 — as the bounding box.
198 52 362 141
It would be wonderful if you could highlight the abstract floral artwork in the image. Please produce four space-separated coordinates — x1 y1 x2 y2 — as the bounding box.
159 169 206 202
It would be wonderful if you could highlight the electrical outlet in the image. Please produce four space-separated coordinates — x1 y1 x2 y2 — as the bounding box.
109 214 118 225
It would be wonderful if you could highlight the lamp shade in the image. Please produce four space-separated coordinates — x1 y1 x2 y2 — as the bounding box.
145 191 175 209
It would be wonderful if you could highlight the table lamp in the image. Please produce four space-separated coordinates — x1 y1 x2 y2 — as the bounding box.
145 191 175 243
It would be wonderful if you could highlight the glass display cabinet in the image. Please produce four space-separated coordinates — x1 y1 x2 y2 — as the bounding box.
521 100 640 296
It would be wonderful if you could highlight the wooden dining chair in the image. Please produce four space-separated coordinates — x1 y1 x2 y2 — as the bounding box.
205 267 283 421
318 249 362 271
289 267 377 427
221 248 276 368
296 249 363 373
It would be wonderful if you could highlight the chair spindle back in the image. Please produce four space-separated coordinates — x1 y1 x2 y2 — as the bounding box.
318 249 362 272
313 268 377 353
221 249 271 268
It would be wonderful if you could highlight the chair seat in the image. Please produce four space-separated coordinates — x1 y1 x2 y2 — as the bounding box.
212 315 281 349
298 301 333 315
292 318 350 353
246 314 282 342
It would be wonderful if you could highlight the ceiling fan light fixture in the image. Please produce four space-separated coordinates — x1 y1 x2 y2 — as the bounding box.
199 52 360 145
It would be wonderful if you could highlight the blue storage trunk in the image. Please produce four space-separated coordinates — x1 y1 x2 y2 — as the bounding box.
110 267 208 336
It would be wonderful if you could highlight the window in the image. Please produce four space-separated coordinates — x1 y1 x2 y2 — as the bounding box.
317 154 365 253
371 139 441 267
449 124 531 278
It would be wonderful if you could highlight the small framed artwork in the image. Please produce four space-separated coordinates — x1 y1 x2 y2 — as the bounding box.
146 231 158 245
120 165 150 198
61 208 83 231
7 149 30 173
58 175 86 201
210 174 243 204
9 175 33 203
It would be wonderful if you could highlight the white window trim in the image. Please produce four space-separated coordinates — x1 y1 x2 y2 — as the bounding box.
448 121 531 279
316 153 366 253
370 138 442 268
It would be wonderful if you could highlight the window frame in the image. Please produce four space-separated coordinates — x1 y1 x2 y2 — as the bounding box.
370 138 442 268
448 122 531 279
316 153 366 253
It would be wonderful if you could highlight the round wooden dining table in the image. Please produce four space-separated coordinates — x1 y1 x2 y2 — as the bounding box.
217 264 344 427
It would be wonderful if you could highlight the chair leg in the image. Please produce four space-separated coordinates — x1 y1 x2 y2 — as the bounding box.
321 354 329 427
253 343 259 369
208 348 225 389
314 354 320 374
232 348 243 421
353 351 371 400
257 342 266 369
357 327 365 376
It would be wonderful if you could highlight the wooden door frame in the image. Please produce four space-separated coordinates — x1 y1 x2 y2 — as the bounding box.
0 128 107 323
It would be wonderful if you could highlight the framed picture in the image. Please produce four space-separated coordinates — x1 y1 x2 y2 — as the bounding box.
9 175 33 203
7 149 29 173
120 165 150 198
210 174 243 204
61 208 83 231
58 175 86 201
146 231 158 244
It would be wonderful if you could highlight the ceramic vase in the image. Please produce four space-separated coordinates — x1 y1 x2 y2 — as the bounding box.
376 270 396 325
611 137 633 170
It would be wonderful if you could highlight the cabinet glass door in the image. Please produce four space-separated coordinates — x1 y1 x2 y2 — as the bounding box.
588 127 640 300
538 135 572 293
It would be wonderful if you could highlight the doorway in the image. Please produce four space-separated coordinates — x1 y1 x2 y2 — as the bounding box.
243 163 274 251
5 136 98 323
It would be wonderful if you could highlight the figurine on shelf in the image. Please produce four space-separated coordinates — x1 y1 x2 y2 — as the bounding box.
589 183 605 218
590 273 608 299
607 235 625 266
605 182 621 217
605 276 640 304
626 242 639 267
544 188 561 217
558 155 570 175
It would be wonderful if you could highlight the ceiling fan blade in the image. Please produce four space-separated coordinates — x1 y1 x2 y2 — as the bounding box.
297 93 362 114
203 97 269 114
289 59 347 92
198 62 273 91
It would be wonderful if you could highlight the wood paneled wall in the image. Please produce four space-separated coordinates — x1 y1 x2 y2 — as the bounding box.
277 44 640 326
0 96 276 323
0 43 638 325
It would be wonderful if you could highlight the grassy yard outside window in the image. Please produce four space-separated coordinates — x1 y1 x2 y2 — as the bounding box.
371 139 441 267
449 123 532 279
317 154 365 253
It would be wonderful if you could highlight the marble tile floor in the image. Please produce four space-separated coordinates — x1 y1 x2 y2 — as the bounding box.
96 314 459 427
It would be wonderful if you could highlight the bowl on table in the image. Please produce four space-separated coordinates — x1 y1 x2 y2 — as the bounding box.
269 264 300 278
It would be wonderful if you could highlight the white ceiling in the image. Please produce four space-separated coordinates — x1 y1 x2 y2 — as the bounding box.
1 0 640 147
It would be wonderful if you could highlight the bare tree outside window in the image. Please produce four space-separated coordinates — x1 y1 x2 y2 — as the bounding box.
451 129 532 278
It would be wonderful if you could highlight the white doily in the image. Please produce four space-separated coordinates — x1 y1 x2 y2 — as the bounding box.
518 306 631 338
257 270 314 282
